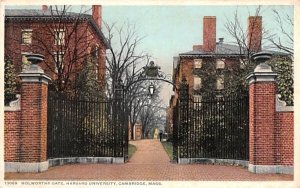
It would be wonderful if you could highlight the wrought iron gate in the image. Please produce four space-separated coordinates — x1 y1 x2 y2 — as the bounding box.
173 80 249 162
47 90 128 161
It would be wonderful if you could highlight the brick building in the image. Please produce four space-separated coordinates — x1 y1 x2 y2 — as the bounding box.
5 5 109 92
169 15 286 106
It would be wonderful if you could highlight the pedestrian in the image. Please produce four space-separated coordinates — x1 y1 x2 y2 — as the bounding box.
159 130 163 142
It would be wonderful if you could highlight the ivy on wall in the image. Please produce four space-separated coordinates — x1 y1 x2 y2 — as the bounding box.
4 57 17 105
267 56 294 106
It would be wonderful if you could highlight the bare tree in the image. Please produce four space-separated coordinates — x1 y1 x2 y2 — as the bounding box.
224 6 268 65
104 21 149 98
268 9 294 58
104 21 163 139
139 96 165 139
223 6 293 104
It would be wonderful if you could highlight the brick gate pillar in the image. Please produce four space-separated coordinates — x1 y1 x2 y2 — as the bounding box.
6 54 51 172
246 63 277 173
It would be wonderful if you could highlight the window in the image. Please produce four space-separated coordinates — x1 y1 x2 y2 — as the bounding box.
194 59 202 69
216 59 225 69
239 59 246 69
95 62 99 79
193 95 202 101
193 95 202 109
194 76 202 90
21 29 32 44
54 52 64 73
216 75 224 90
54 29 65 45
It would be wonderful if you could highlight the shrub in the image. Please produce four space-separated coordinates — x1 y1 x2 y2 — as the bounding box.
4 57 17 105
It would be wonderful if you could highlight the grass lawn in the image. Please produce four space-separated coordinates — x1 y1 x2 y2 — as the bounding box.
161 141 173 160
128 144 137 159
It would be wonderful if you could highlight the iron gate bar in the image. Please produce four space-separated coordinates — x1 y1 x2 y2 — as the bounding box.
47 91 129 160
173 89 249 162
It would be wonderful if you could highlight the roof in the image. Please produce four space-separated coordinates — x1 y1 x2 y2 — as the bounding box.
5 9 110 48
179 43 288 57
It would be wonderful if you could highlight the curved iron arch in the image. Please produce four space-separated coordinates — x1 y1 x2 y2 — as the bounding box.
122 61 179 91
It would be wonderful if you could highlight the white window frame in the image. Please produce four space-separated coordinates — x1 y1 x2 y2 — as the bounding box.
216 59 225 69
194 59 202 69
53 52 64 73
216 75 225 90
54 29 65 45
21 29 32 44
239 58 246 69
193 76 202 90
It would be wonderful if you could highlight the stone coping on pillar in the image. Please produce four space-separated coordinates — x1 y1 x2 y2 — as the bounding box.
18 64 51 84
246 63 277 85
49 157 124 167
248 164 293 174
18 72 51 84
5 161 49 172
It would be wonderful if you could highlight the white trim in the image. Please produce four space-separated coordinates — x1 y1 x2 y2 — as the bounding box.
4 94 21 111
21 29 33 44
19 73 51 85
246 72 277 85
21 29 33 32
248 164 293 174
5 161 48 172
246 63 277 85
276 94 294 112
178 158 248 167
49 157 124 167
194 59 202 69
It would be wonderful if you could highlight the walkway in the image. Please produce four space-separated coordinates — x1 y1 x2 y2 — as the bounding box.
5 139 293 181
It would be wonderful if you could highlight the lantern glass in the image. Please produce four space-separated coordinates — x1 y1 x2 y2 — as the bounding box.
148 85 155 96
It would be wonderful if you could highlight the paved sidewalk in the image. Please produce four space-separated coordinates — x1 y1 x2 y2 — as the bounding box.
5 139 293 181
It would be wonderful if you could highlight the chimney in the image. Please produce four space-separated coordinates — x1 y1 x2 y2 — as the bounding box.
193 45 202 51
247 16 262 52
42 5 48 12
218 38 224 44
92 5 102 29
203 16 216 52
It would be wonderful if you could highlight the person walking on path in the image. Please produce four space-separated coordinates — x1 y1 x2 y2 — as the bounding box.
159 130 163 142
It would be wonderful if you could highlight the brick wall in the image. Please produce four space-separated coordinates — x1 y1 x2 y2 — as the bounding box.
275 112 294 165
248 64 294 174
134 124 142 140
19 82 48 162
179 57 194 93
249 82 276 165
4 61 50 172
4 111 21 162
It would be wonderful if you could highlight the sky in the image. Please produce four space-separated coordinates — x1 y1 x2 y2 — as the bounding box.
5 5 294 106
102 5 293 106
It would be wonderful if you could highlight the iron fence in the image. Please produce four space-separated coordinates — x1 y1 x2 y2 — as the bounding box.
173 89 249 162
47 92 127 159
